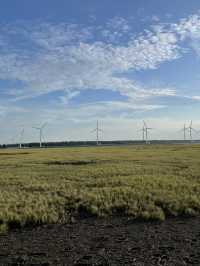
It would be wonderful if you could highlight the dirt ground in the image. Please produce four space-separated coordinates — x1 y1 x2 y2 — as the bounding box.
0 216 199 265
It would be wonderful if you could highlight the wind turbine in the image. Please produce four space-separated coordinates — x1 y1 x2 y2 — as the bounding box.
32 122 47 148
138 124 146 141
143 121 153 144
188 120 197 142
19 128 25 149
91 120 103 145
179 123 188 141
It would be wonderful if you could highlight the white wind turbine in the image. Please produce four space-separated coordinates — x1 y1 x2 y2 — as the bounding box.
179 123 188 141
188 120 197 142
91 120 103 145
32 122 47 148
138 124 146 141
143 121 153 144
19 127 25 149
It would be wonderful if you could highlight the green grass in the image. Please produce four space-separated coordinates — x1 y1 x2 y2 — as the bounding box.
0 144 200 231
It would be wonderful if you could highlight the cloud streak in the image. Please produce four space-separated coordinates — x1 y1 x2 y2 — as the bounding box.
0 13 200 143
0 16 183 102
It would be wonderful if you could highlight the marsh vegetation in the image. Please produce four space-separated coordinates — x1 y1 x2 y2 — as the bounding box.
0 144 199 231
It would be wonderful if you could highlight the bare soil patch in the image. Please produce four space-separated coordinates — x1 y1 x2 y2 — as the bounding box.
0 152 30 156
0 216 199 265
45 160 97 166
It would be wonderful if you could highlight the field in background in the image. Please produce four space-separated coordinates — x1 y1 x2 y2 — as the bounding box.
0 144 199 232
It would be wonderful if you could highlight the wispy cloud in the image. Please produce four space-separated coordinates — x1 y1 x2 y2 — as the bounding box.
0 18 182 103
173 13 200 56
0 12 200 137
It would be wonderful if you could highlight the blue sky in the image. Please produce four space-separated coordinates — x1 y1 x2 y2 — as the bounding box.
1 0 200 143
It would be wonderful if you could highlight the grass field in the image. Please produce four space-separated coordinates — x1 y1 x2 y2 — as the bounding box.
0 144 199 232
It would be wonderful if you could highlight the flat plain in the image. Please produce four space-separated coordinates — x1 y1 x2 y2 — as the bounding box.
0 144 200 265
0 144 199 230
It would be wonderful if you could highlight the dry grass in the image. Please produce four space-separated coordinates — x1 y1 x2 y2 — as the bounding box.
0 144 199 231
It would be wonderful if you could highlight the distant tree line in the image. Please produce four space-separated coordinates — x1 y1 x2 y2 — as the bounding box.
1 139 200 149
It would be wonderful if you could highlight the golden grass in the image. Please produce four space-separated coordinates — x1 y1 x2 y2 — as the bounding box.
0 144 199 231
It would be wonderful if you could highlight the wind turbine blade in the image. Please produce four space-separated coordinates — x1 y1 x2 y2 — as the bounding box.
143 120 147 128
178 128 184 132
41 131 45 142
20 129 24 140
90 129 97 133
191 127 198 133
41 122 48 129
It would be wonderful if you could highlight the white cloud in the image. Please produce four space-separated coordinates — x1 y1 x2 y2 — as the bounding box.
0 13 200 142
173 14 200 56
0 20 181 103
152 15 160 22
107 17 130 32
173 14 200 39
30 23 93 50
100 16 131 43
183 95 200 101
191 95 200 100
1 97 200 143
2 104 200 143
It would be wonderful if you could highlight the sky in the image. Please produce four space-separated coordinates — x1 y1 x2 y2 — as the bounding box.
1 0 200 143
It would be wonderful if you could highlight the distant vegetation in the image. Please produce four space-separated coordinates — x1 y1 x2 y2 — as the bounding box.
4 139 200 149
0 144 199 232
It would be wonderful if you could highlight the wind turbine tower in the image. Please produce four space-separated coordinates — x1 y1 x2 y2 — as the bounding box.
91 120 103 145
179 123 189 141
33 123 47 148
181 123 188 141
143 121 153 144
183 124 187 141
188 120 196 142
139 124 145 141
19 128 25 149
